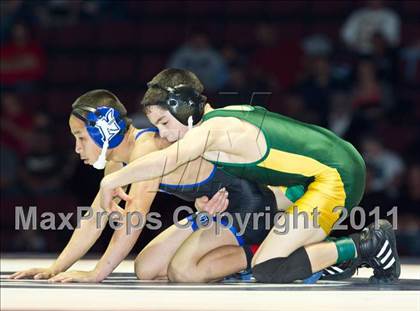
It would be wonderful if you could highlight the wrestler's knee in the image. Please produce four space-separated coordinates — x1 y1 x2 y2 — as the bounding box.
134 252 158 280
167 256 204 283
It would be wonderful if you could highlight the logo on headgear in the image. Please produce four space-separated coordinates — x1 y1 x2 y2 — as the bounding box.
95 109 121 143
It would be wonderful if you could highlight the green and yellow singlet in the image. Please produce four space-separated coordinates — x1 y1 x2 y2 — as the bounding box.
203 105 366 233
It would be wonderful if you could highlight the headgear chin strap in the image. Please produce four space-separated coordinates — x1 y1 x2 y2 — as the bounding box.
93 139 108 169
72 106 127 170
187 116 193 130
147 82 206 127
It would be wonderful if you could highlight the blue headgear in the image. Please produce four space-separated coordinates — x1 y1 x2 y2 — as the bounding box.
71 106 127 169
84 106 126 148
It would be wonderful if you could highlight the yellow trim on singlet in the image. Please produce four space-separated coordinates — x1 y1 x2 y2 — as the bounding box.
258 148 347 234
258 148 328 176
257 148 345 199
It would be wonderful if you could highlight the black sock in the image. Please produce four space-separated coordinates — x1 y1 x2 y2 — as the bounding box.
252 247 312 283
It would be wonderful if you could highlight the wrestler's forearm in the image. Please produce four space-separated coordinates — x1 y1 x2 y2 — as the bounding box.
50 192 109 273
93 221 143 281
93 182 156 281
102 149 181 189
51 215 105 273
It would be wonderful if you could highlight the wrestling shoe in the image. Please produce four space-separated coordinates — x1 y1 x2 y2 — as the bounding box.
360 219 401 284
321 219 400 283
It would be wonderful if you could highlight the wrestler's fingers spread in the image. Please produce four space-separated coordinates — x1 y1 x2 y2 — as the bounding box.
8 271 22 279
49 274 64 283
34 272 49 280
13 271 34 279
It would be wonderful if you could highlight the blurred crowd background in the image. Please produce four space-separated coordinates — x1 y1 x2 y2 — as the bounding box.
1 0 419 256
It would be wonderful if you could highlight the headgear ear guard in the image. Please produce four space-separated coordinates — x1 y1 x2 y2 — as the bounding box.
71 106 127 170
147 82 206 128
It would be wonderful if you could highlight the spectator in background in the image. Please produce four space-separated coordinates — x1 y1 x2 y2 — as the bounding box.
220 44 247 69
217 65 273 108
341 102 386 147
358 163 392 220
250 23 303 92
33 111 52 130
371 32 399 85
19 128 68 197
298 35 331 126
341 0 400 55
361 135 405 198
1 0 38 41
217 66 250 107
1 0 23 40
0 92 33 155
302 34 332 60
328 91 354 138
400 40 420 85
34 0 107 27
35 0 82 27
352 58 383 109
0 22 46 90
216 44 273 109
369 32 398 109
280 91 308 122
0 145 20 197
168 32 228 92
297 35 345 127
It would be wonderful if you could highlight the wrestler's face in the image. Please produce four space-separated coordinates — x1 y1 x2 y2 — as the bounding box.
69 115 102 166
146 105 188 143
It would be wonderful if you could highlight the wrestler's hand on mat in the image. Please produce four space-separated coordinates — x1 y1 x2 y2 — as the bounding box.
195 188 229 215
8 267 59 280
48 270 101 283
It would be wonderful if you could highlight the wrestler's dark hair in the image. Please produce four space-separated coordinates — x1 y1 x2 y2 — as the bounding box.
71 89 132 128
141 68 205 113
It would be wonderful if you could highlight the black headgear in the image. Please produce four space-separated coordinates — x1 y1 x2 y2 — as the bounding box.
146 82 206 126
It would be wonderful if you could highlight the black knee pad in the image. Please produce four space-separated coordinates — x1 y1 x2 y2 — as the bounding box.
252 247 312 283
